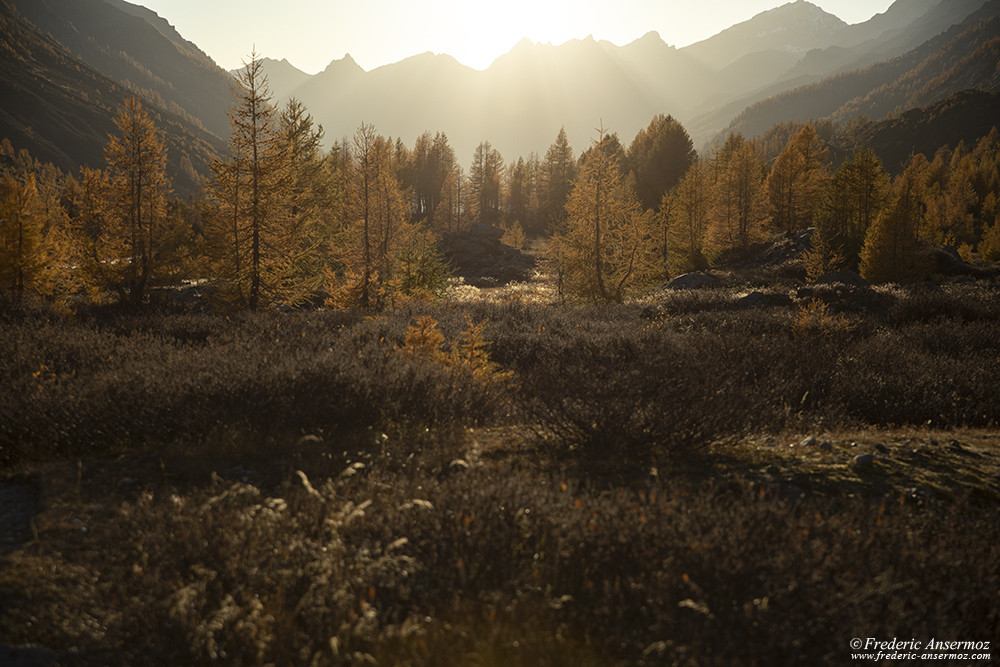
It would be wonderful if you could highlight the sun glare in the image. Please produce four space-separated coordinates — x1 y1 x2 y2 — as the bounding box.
452 0 575 69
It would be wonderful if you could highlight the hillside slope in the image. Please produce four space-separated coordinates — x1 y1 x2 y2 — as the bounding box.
9 0 235 139
717 2 1000 143
0 1 223 195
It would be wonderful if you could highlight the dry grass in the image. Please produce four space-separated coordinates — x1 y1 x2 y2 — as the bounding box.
2 283 1000 664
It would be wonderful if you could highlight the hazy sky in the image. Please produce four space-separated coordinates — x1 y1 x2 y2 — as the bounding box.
138 0 897 73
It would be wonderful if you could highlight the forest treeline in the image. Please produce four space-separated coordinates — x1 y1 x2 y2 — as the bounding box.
3 54 1000 310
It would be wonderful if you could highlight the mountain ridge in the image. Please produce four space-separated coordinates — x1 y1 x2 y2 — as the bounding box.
2 0 995 187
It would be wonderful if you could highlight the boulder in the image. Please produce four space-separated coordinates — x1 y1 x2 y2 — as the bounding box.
853 453 875 469
666 273 718 290
438 228 535 287
468 222 505 240
735 291 793 308
813 269 870 288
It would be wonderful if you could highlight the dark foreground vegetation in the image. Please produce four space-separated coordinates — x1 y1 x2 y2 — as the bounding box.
2 282 1000 665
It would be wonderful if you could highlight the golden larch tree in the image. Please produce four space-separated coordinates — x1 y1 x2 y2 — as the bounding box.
554 129 655 302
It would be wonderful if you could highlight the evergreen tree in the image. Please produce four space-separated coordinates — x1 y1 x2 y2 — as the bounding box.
467 141 504 226
539 127 577 235
627 114 696 212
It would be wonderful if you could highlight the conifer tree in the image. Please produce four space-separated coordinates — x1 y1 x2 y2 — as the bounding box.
326 125 446 310
554 129 654 302
627 114 696 212
97 96 171 305
0 145 74 301
205 53 311 309
539 127 577 235
0 174 60 298
706 134 767 257
859 156 932 283
504 155 539 235
665 159 711 275
432 166 464 235
809 148 889 276
467 141 504 226
406 131 457 224
767 125 829 233
278 98 338 295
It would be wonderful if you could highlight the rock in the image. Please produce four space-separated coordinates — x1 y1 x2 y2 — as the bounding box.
819 441 833 452
735 291 793 308
798 435 817 448
875 444 889 454
0 643 60 667
813 269 870 288
930 246 987 278
438 228 535 287
468 222 505 240
853 453 875 469
666 272 718 290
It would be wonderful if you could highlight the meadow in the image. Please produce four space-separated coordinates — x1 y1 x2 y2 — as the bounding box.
2 279 999 665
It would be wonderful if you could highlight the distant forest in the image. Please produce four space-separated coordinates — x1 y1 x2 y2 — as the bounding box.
2 53 999 311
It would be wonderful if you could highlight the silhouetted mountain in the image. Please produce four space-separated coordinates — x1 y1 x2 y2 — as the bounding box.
0 1 223 196
686 0 991 144
717 2 1000 142
778 0 989 82
681 1 848 70
251 0 993 159
4 0 994 184
9 0 234 139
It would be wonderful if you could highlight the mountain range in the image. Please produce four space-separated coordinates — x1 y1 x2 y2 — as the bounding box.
253 0 996 159
1 0 997 188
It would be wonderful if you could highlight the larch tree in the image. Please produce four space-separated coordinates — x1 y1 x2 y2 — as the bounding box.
97 96 171 306
664 159 711 275
808 148 889 278
859 155 932 284
0 173 67 299
326 125 446 310
554 128 655 303
205 53 308 309
467 141 504 227
277 98 338 296
407 131 457 224
432 165 464 235
706 134 768 257
503 155 539 243
0 144 75 301
766 124 829 233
